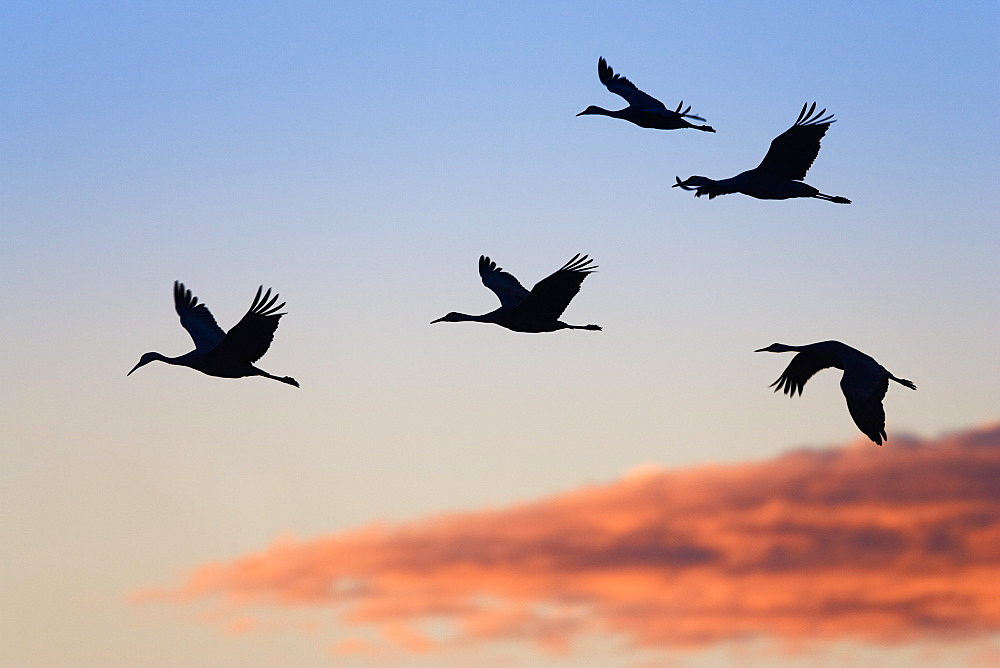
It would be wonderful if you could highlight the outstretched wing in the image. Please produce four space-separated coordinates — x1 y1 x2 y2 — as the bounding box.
770 350 836 396
842 365 891 445
480 255 529 308
597 57 667 112
211 286 287 364
515 254 597 321
757 102 835 181
174 281 225 352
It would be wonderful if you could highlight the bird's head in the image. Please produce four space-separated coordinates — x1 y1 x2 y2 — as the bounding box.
430 312 464 324
754 343 792 353
576 105 604 117
672 176 711 191
127 352 164 376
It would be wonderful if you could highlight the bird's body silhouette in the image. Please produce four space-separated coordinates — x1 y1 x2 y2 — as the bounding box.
756 340 915 445
128 281 299 386
577 57 714 132
674 103 850 203
432 254 602 333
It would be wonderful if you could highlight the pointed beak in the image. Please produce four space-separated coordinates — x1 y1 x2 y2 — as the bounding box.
127 360 143 376
575 110 586 116
430 317 445 324
754 347 768 353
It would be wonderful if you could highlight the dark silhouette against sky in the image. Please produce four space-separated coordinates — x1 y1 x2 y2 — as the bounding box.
577 57 715 132
756 340 916 445
432 254 602 333
128 282 299 386
674 102 851 203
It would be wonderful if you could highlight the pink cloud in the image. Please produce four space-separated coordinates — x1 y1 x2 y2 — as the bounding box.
136 422 1000 657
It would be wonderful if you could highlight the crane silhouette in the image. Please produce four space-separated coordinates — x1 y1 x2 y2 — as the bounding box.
674 102 851 203
128 281 299 387
431 254 602 333
755 340 915 445
577 57 715 132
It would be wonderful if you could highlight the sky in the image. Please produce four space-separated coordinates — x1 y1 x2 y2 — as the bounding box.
2 1 998 666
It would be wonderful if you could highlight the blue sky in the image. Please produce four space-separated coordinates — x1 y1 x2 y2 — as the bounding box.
2 2 998 665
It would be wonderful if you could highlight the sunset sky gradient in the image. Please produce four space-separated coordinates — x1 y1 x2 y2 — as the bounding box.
2 1 998 666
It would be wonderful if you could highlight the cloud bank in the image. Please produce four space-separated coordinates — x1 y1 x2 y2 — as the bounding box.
136 423 1000 656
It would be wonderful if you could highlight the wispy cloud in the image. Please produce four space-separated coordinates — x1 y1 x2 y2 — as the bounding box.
135 423 1000 657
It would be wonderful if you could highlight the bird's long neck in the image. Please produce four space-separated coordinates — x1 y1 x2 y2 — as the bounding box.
778 341 848 354
170 350 204 366
149 352 179 365
679 176 740 199
129 351 179 376
707 175 743 196
579 106 625 118
454 312 497 323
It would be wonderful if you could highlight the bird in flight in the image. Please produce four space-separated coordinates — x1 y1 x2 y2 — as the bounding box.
128 281 299 387
755 340 915 444
674 102 851 203
577 57 715 132
432 254 602 333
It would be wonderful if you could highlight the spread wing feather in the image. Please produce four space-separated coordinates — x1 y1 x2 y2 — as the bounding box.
770 350 837 396
514 254 596 321
598 57 667 112
597 57 706 121
174 281 225 352
757 102 835 181
211 286 286 364
480 256 530 309
842 365 891 445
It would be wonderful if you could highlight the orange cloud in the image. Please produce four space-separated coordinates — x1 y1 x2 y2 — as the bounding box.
137 423 1000 657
